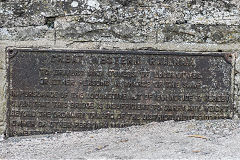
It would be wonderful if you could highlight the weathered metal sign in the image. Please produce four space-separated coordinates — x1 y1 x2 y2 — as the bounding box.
6 49 234 136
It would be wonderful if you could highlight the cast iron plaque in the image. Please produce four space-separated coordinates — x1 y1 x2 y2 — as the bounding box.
6 49 234 136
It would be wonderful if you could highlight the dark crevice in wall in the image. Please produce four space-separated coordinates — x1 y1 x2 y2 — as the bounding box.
45 17 55 29
44 16 57 44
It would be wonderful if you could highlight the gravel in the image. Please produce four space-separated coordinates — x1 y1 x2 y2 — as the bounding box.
1 119 240 159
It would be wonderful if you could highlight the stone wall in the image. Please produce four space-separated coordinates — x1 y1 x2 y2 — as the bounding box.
1 0 240 136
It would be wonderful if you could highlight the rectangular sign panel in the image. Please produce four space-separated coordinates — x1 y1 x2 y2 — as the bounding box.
6 49 234 136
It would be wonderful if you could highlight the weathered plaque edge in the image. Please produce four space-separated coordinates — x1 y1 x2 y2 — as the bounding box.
5 47 236 58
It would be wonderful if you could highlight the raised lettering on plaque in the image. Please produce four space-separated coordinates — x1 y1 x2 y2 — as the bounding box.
6 49 234 136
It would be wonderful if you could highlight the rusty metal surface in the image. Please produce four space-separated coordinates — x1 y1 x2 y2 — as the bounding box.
6 49 234 137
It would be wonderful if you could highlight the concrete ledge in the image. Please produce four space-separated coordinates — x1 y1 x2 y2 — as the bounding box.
1 40 240 51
